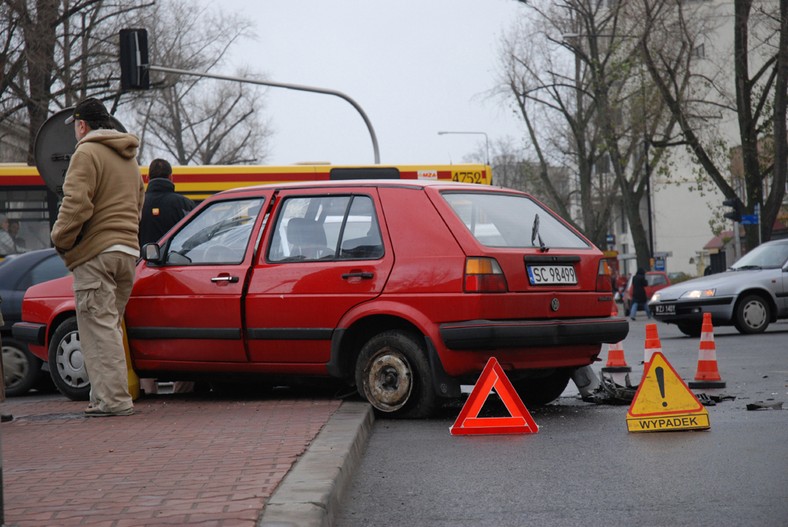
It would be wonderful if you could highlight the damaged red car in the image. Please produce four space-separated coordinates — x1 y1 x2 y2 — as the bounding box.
14 180 627 417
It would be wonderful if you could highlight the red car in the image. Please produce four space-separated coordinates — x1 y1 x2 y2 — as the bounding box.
14 180 627 417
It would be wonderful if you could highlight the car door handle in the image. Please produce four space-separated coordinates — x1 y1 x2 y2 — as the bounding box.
342 271 374 280
211 275 239 283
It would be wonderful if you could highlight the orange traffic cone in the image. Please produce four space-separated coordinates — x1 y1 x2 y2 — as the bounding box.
688 313 726 389
602 308 631 373
602 341 631 372
643 323 662 372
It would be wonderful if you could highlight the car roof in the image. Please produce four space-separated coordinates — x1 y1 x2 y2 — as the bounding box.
209 180 525 198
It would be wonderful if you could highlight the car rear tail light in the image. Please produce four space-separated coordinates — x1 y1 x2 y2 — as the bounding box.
464 257 508 293
596 259 612 292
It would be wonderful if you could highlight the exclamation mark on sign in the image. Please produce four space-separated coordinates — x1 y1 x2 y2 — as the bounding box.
655 366 667 407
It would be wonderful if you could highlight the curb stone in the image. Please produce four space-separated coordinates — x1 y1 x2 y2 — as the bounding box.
257 401 374 527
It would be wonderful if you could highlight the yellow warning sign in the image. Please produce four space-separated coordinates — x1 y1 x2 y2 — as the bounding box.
626 352 710 432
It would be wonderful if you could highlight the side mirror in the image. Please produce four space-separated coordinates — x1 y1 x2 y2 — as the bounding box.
142 243 162 263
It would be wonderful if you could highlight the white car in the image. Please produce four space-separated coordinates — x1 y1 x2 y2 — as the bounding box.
649 238 788 336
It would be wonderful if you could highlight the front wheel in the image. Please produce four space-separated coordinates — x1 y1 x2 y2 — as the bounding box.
734 294 770 334
512 369 572 407
48 317 90 401
2 337 45 397
355 330 436 419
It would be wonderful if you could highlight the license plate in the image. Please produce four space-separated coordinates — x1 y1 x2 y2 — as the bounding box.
527 265 577 285
654 304 676 315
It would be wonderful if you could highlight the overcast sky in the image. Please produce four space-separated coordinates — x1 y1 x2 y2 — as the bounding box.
215 0 527 165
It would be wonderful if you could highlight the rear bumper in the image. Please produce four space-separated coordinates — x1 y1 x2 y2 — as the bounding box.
439 317 629 350
12 322 47 346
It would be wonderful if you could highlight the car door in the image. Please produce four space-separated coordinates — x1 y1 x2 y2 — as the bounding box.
125 195 268 366
244 189 394 367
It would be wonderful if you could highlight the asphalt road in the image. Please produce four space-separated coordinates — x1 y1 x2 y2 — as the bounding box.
336 318 788 527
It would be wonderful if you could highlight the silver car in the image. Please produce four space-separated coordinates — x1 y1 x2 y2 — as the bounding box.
649 238 788 336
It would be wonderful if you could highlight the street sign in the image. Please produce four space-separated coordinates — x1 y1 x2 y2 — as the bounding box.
626 352 710 432
740 214 758 225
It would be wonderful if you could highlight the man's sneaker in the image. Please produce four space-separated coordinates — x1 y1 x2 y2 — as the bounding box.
1 414 13 423
84 405 134 417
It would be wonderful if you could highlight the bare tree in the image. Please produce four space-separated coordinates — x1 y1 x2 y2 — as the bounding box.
0 0 270 166
501 0 680 269
0 0 150 163
125 0 271 165
641 0 787 248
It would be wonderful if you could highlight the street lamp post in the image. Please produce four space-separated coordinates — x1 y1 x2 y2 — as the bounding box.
437 131 490 166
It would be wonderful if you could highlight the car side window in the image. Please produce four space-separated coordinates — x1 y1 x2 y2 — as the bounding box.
268 195 383 262
165 198 263 265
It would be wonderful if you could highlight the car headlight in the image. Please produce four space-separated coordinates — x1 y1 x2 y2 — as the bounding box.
680 288 716 299
651 292 661 302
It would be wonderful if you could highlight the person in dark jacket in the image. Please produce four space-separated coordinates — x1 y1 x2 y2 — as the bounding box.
139 159 195 246
629 267 652 320
138 159 195 395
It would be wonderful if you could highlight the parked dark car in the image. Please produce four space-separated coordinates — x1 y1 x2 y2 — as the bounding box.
649 238 788 335
1 249 70 396
15 180 627 416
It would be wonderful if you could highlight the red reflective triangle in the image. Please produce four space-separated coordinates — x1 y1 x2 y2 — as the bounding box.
450 357 539 435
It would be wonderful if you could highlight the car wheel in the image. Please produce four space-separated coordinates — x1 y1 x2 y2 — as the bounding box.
677 323 702 338
355 330 436 419
48 317 90 401
734 294 770 334
513 368 572 406
2 337 44 397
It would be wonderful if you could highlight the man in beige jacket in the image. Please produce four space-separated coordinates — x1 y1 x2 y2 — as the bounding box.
52 98 144 417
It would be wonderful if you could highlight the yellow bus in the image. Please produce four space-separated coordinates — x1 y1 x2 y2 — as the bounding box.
0 163 491 255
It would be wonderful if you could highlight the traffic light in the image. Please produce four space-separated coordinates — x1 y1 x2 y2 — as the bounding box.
119 29 150 90
723 197 743 223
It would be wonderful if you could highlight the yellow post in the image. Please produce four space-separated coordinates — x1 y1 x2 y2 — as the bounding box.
121 321 140 401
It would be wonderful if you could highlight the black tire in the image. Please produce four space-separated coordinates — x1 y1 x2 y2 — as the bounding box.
2 337 45 397
677 323 702 338
354 330 436 419
512 369 572 407
734 294 770 334
48 317 90 401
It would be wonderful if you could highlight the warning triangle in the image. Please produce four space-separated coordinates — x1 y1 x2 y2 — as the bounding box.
450 357 538 435
626 352 710 432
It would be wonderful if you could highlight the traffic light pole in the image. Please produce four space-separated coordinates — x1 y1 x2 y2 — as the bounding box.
147 65 381 165
732 220 741 261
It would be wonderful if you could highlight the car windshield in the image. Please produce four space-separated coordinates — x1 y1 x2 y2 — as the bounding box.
442 192 589 249
731 242 788 270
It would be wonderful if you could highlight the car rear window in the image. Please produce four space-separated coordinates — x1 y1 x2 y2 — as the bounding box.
442 192 589 249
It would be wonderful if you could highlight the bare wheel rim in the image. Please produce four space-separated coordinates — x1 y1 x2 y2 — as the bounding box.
363 348 413 412
55 331 90 389
742 299 767 330
2 344 29 388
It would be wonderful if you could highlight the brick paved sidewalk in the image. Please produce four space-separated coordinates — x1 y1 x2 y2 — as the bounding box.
1 393 342 526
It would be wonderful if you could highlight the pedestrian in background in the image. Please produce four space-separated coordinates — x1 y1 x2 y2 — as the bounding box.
629 267 652 320
7 218 26 252
0 214 16 255
139 158 195 247
138 158 196 395
52 97 144 417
